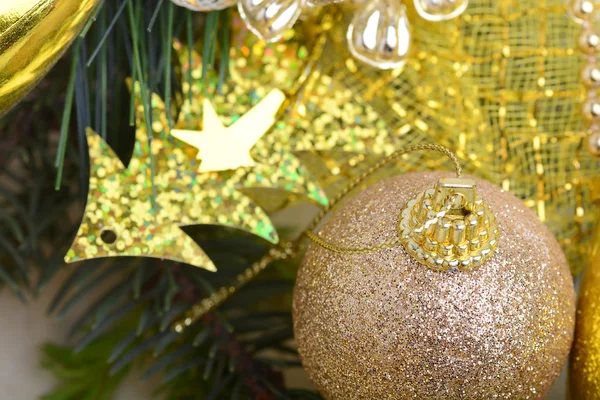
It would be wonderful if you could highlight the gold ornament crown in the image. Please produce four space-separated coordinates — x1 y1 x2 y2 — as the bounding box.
399 177 499 271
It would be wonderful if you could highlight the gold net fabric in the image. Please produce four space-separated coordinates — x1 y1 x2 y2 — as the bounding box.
291 0 599 273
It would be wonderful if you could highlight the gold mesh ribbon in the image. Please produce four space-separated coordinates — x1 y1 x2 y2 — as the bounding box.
310 0 599 272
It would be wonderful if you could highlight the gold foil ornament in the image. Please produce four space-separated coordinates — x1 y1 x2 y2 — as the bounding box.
69 22 385 269
64 83 280 270
413 0 468 22
0 0 101 116
238 0 306 42
347 1 412 70
65 129 212 271
68 18 399 271
293 171 575 399
170 0 236 11
570 223 600 398
171 90 286 173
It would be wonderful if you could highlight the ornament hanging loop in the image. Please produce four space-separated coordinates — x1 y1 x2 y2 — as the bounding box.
434 177 477 214
305 143 463 233
304 143 500 272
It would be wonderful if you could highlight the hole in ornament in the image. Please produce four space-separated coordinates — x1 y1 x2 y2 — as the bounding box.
443 194 471 217
100 229 117 244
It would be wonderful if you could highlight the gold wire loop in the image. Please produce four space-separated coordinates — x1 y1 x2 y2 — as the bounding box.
303 143 463 252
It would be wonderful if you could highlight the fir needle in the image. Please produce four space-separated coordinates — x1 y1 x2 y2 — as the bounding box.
164 1 174 130
147 0 165 32
55 41 81 190
86 0 130 67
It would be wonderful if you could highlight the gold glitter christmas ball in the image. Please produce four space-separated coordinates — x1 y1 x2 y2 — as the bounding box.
570 226 600 399
293 171 575 400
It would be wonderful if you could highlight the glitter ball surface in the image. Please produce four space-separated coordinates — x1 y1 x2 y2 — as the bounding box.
293 171 575 400
570 229 600 398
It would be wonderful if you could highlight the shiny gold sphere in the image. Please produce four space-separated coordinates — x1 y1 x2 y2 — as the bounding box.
570 226 600 398
584 99 600 122
582 64 600 88
579 29 600 54
293 172 575 400
587 131 600 156
0 0 101 116
570 0 596 20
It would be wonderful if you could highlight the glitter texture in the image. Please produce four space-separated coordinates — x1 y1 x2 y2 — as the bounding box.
171 90 287 173
293 171 575 399
171 17 405 214
172 29 331 212
63 81 280 270
569 227 600 398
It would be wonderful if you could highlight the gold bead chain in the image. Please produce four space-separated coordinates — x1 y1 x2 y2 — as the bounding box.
173 242 297 333
173 143 462 332
569 0 600 156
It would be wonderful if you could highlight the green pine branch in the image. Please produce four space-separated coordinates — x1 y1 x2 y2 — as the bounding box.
43 233 309 399
0 0 321 398
40 324 134 400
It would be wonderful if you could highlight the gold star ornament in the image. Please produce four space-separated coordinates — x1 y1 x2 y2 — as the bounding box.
64 85 279 271
64 129 216 271
171 89 286 173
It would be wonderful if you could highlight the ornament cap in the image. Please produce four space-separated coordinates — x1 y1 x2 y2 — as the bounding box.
399 177 499 271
